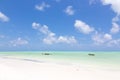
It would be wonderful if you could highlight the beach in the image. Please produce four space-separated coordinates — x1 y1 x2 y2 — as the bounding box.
0 51 120 80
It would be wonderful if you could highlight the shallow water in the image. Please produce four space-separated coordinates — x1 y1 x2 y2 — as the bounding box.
0 51 120 70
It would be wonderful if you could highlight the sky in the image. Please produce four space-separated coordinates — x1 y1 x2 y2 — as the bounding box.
0 0 120 51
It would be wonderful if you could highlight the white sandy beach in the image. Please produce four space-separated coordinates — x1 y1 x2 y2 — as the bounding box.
0 56 120 80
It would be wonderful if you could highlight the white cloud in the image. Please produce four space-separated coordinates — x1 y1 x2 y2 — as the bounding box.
110 22 120 34
92 32 120 48
43 33 56 45
101 0 120 15
35 2 50 11
92 33 104 44
10 37 28 47
39 25 52 35
108 39 120 46
92 32 112 45
32 22 52 35
0 12 9 22
32 22 53 35
112 15 119 22
57 36 77 44
32 22 40 29
104 33 112 40
32 22 77 45
101 0 120 34
64 6 75 15
74 20 94 34
43 35 77 45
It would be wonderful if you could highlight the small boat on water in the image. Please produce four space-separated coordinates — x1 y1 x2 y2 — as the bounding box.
88 53 95 56
42 53 51 55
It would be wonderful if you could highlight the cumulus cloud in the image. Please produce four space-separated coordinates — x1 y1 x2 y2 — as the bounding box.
104 33 112 40
112 15 119 22
92 32 120 48
43 35 77 45
57 36 77 44
39 25 52 35
10 37 28 47
32 22 77 45
101 0 120 34
42 32 77 45
32 22 40 29
101 0 120 15
32 22 53 35
43 33 56 45
92 33 104 44
74 20 94 34
110 22 120 34
0 12 9 22
108 39 120 47
64 6 75 15
92 32 112 45
35 2 50 11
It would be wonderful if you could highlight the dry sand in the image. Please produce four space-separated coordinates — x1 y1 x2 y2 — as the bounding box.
0 56 120 80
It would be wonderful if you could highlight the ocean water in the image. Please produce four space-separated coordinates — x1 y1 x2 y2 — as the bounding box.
0 51 120 70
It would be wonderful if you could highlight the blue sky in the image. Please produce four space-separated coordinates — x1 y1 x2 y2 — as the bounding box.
0 0 120 51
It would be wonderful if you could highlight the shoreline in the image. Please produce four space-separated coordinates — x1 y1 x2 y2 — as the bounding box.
1 54 120 70
0 55 120 80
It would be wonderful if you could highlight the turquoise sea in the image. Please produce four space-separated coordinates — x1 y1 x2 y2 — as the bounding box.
0 51 120 70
